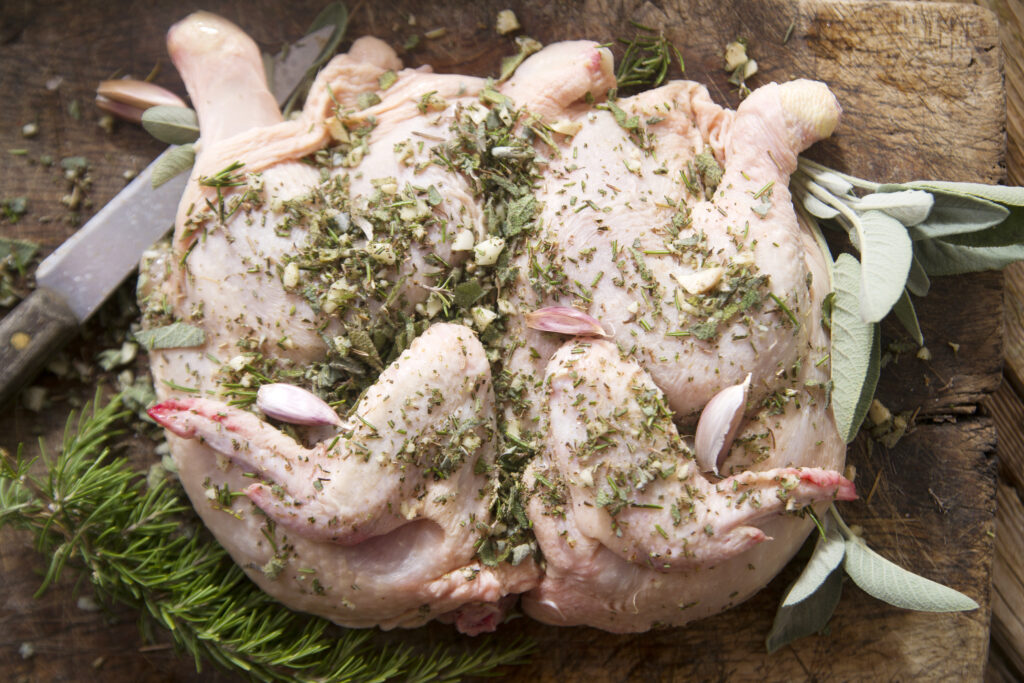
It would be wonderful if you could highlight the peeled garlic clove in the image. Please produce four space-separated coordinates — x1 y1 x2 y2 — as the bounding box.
694 373 751 475
96 79 187 123
256 383 342 427
524 306 609 337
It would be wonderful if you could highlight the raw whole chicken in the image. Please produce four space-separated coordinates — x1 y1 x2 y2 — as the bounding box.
142 12 853 635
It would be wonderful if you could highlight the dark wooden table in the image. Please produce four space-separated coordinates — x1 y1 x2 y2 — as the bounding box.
0 0 1013 680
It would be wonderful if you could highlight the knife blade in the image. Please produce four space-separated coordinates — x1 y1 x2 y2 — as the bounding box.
0 21 339 408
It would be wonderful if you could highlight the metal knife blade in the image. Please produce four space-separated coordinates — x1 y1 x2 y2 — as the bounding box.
0 20 340 408
35 158 188 322
267 25 336 105
35 23 336 323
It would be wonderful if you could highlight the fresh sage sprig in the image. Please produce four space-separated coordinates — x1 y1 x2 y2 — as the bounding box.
792 156 1024 442
0 393 534 681
142 104 200 188
767 159 1022 652
766 506 979 652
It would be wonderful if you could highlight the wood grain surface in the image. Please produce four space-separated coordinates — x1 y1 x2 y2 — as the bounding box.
0 0 1007 680
945 1 1024 678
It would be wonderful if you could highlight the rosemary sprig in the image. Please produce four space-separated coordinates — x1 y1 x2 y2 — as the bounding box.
0 392 533 681
615 24 684 90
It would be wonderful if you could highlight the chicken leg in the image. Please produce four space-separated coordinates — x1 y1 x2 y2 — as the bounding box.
522 339 853 631
150 323 539 632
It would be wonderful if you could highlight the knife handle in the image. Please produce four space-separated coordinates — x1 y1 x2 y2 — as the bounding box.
0 288 79 409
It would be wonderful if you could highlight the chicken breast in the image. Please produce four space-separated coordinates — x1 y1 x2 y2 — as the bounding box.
144 11 851 635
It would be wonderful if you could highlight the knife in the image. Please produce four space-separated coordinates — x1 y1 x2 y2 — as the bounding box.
0 16 343 409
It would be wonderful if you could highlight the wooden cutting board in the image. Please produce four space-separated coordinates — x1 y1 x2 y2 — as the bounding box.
0 0 1005 680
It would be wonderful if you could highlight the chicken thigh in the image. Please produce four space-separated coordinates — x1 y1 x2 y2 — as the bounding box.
521 340 852 632
150 323 536 633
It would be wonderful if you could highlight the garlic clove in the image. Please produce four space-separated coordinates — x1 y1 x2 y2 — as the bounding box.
97 79 187 109
95 96 149 123
694 373 751 475
96 79 187 123
524 306 609 337
673 266 725 295
256 383 342 427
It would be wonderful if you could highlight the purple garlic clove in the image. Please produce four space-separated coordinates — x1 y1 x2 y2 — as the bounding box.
256 383 342 427
694 373 751 475
525 306 609 337
96 79 187 123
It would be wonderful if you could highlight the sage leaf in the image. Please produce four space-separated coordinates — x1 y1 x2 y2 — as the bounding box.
941 205 1024 247
907 192 1008 240
906 253 931 297
802 193 839 220
0 237 39 273
134 322 205 350
857 210 912 323
151 144 196 189
854 190 933 226
914 239 1024 276
765 566 843 653
141 106 200 145
892 290 924 346
782 515 845 607
904 180 1024 206
348 328 383 370
800 164 854 197
844 537 979 612
454 278 485 309
504 195 538 237
830 254 881 443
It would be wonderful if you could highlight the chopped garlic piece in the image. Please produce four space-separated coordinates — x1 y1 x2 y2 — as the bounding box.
497 298 517 315
496 9 521 35
733 251 756 266
369 242 396 264
472 306 498 331
724 41 748 71
282 262 300 289
677 462 693 481
425 292 444 317
578 467 595 488
451 228 475 251
868 399 892 426
674 267 725 295
550 119 582 136
400 500 420 520
474 236 506 265
325 116 349 143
